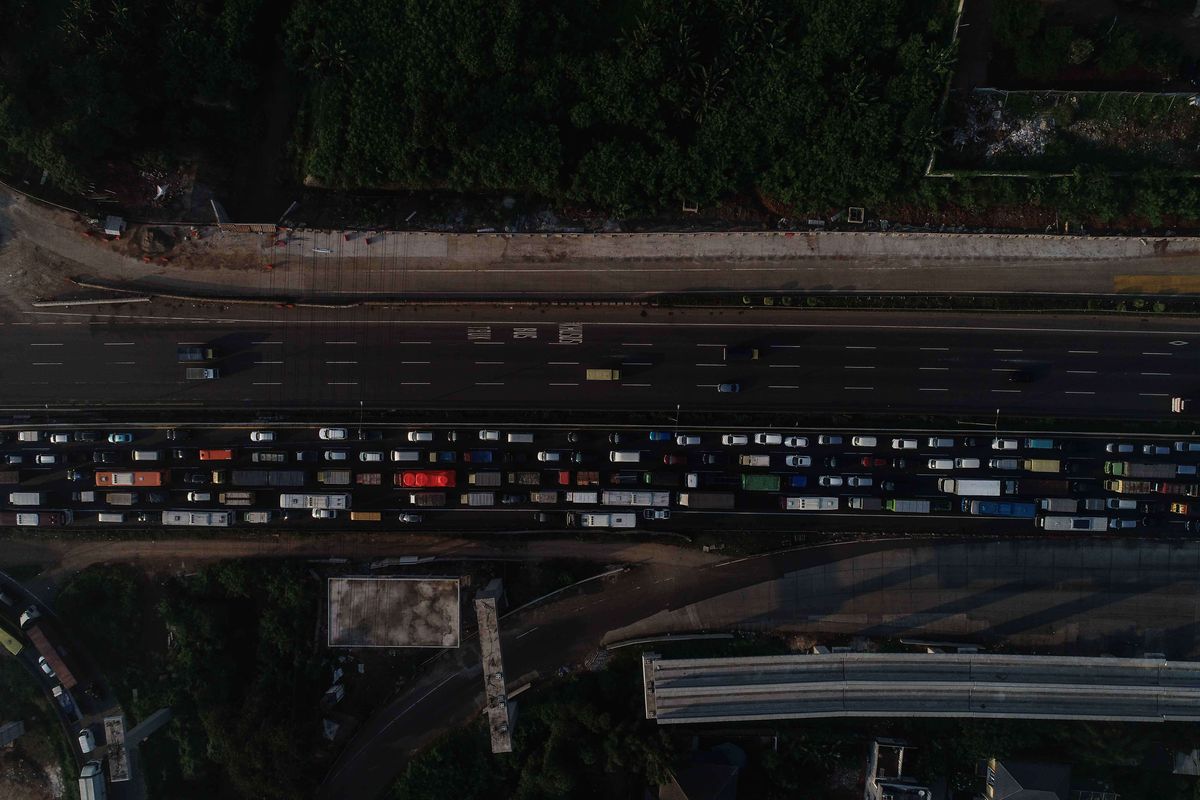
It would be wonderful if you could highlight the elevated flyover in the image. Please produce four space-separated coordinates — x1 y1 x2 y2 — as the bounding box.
643 652 1200 724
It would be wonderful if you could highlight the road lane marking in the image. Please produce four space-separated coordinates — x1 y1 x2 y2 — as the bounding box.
516 627 539 639
1068 350 1098 354
473 341 505 346
104 342 136 346
696 343 724 347
547 361 579 366
109 361 136 365
1064 390 1095 395
256 360 283 365
623 383 651 387
399 381 430 386
844 386 874 390
549 382 579 386
769 385 799 389
695 363 726 367
325 340 357 345
1140 372 1170 376
1140 392 1169 397
253 381 282 386
919 388 948 392
844 365 875 369
325 360 358 365
474 361 504 365
919 367 948 371
327 381 359 386
993 348 1022 352
176 341 204 345
1066 370 1096 374
768 364 801 368
990 368 1018 372
621 342 653 347
32 362 62 366
400 360 430 365
253 341 282 345
475 382 505 386
845 345 876 350
1142 352 1172 356
920 346 949 351
397 341 431 345
992 389 1022 393
622 361 653 366
29 343 63 347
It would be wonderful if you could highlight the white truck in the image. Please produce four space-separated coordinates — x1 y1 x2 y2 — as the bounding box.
1037 515 1107 531
601 491 670 507
161 510 230 527
781 497 839 511
738 455 770 467
937 479 1015 497
460 491 495 507
578 512 637 528
279 493 350 510
8 492 43 506
78 761 106 800
1039 498 1079 513
564 491 599 504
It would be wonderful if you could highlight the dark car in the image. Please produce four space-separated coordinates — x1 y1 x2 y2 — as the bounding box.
860 456 887 468
566 432 581 443
73 431 99 442
66 469 84 482
295 450 318 463
171 448 191 461
824 456 838 468
183 472 209 485
663 454 686 465
700 453 727 466
92 451 117 464
166 429 189 441
358 430 384 441
534 512 550 523
1008 369 1036 383
134 511 152 523
500 494 524 505
608 433 623 444
146 492 167 503
717 383 741 393
501 452 529 464
891 458 907 469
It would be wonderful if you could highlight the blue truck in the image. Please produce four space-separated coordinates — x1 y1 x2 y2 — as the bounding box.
963 499 1037 518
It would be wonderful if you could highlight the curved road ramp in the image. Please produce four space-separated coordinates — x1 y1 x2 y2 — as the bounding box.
642 652 1200 724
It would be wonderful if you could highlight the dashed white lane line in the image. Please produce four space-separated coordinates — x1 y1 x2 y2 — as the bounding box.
623 361 653 366
993 348 1023 352
549 382 579 387
253 341 282 346
990 367 1017 372
327 381 359 386
844 386 874 390
919 367 948 371
1064 390 1095 395
32 362 62 366
695 384 718 388
621 342 653 347
844 365 875 370
29 343 63 347
919 388 948 392
474 361 504 365
1140 392 1169 397
1140 372 1171 376
325 360 357 365
397 341 431 345
475 382 505 386
1142 352 1172 356
1066 370 1096 374
399 381 430 386
845 345 876 350
1068 349 1098 354
256 360 283 365
992 389 1022 393
695 363 726 367
769 385 799 389
696 343 725 348
548 361 579 366
253 381 282 386
623 383 651 387
104 342 136 346
176 341 204 345
768 364 802 368
325 340 357 345
400 360 430 365
920 346 949 351
109 361 136 365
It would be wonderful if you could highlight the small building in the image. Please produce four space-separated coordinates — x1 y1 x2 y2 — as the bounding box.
327 576 461 648
980 759 1071 800
866 738 935 800
103 216 126 238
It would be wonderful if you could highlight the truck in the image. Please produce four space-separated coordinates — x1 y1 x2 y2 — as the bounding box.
26 624 77 689
886 499 931 514
1039 498 1079 513
741 474 782 492
1157 482 1200 498
1023 459 1061 473
507 471 541 486
565 491 599 504
601 491 670 507
218 491 255 506
96 470 165 487
463 450 494 463
1037 515 1107 531
1104 479 1156 495
938 479 1017 496
279 493 349 510
676 492 735 509
575 471 600 486
685 473 741 489
78 761 106 800
1024 438 1058 450
177 346 215 362
162 510 231 526
1104 461 1177 479
356 473 382 486
468 471 502 487
781 496 839 511
530 490 558 504
460 491 495 507
738 455 770 467
104 492 137 506
317 470 352 485
243 511 273 524
1015 478 1075 496
0 616 22 656
585 368 620 381
232 470 305 488
964 500 1037 518
185 367 218 380
848 497 883 511
8 492 42 506
642 471 682 487
408 492 447 507
578 512 637 528
0 511 70 526
350 511 382 522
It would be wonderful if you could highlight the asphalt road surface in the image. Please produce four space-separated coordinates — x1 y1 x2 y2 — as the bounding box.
2 307 1198 417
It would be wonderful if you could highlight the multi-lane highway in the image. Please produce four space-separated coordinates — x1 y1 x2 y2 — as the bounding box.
1 307 1197 417
2 423 1197 534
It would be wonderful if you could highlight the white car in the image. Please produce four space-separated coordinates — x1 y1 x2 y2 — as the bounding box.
49 433 70 444
851 436 877 448
311 508 336 519
1105 443 1134 454
676 434 702 446
250 431 276 442
783 436 808 448
928 459 955 470
785 455 812 468
359 451 383 462
77 729 95 754
35 454 57 465
991 438 1019 450
1142 444 1170 456
754 433 783 446
187 491 211 502
891 439 918 450
37 656 55 678
818 475 843 487
319 427 347 441
847 476 873 487
399 513 423 523
324 450 348 461
537 451 562 462
721 434 749 446
407 431 434 442
478 430 501 441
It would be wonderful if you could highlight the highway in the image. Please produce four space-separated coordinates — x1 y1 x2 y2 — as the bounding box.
0 307 1197 416
0 423 1196 533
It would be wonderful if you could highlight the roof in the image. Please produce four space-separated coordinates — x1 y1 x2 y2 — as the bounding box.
660 764 739 800
327 576 461 648
990 760 1071 800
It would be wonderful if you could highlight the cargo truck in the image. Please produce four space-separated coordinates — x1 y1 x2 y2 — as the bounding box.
1103 461 1178 479
8 492 42 506
565 491 599 504
162 510 231 526
96 470 165 487
738 455 770 467
318 470 352 485
577 512 636 528
356 473 382 486
243 511 273 524
576 471 600 486
937 479 1017 496
585 368 620 381
964 500 1037 518
1023 459 1061 473
408 492 447 507
218 491 255 506
601 491 670 507
1015 478 1074 495
350 511 382 522
1039 498 1079 513
26 624 77 689
887 499 933 513
1156 482 1200 498
231 470 305 488
1104 479 1156 495
642 471 682 487
104 492 137 506
741 474 782 492
781 496 839 511
507 472 541 486
468 471 502 487
676 492 735 509
1037 515 1107 531
177 346 215 362
6 511 70 526
0 617 22 656
78 761 106 800
279 493 349 510
848 497 883 511
460 491 495 507
530 490 558 504
685 473 741 489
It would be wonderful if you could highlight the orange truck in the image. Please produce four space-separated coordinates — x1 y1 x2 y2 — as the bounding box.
96 471 166 487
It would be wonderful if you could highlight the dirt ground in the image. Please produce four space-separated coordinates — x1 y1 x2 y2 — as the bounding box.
0 744 60 800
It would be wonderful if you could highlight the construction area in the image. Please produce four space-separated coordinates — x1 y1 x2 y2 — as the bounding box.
327 576 461 648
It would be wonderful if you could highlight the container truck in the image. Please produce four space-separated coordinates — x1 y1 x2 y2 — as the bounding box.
408 492 447 507
601 491 670 507
781 496 839 511
642 471 682 487
1023 459 1061 473
104 492 137 506
586 368 620 381
8 492 42 506
1104 479 1156 495
1104 461 1177 479
279 493 349 510
886 499 931 513
460 491 495 507
685 473 741 489
577 512 636 528
575 471 600 486
738 455 770 467
1039 498 1079 513
96 470 165 487
1037 515 1107 531
964 500 1037 518
243 511 273 524
218 492 255 506
848 497 883 511
1015 478 1074 495
162 510 231 526
677 492 735 509
0 511 70 526
231 470 305 488
350 511 382 522
1024 438 1058 450
937 479 1017 496
78 761 106 800
565 491 599 504
356 473 382 485
1156 482 1200 498
507 472 541 486
741 474 782 492
530 490 558 504
26 624 77 688
318 470 351 485
468 472 502 487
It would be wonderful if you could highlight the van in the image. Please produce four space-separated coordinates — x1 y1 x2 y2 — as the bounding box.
1025 438 1057 450
609 451 642 463
390 450 420 462
954 458 981 469
851 436 877 447
989 458 1020 470
132 450 160 462
538 451 563 463
97 512 125 523
817 435 842 445
506 433 534 444
407 431 434 442
927 458 954 470
738 454 770 467
17 431 40 443
927 437 954 448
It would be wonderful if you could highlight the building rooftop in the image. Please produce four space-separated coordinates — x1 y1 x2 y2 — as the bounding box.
327 576 461 648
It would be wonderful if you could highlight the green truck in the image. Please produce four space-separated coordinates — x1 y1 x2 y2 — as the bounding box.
741 474 781 492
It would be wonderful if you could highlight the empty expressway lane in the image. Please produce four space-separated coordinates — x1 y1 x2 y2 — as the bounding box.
2 307 1197 416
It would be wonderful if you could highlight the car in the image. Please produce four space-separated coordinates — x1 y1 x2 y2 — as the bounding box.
35 454 57 465
324 450 348 461
754 433 783 446
663 454 686 465
37 657 55 679
3 455 21 465
927 437 954 448
701 453 727 466
851 436 877 448
18 606 41 629
1107 498 1137 510
399 513 423 523
823 456 838 468
359 451 384 462
66 469 83 482
1109 518 1138 530
92 451 116 464
676 434 702 446
648 431 672 442
502 452 529 464
1175 441 1200 453
146 492 167 503
891 438 918 450
570 452 587 463
716 383 740 393
406 431 433 442
478 430 501 441
783 436 809 448
108 433 133 444
788 475 808 488
170 448 190 461
721 434 749 446
860 456 888 468
187 491 211 502
319 428 348 440
537 451 563 462
1143 444 1171 456
445 431 459 442
311 508 336 519
1008 369 1036 383
928 458 954 470
134 511 152 523
73 431 99 442
250 431 276 442
847 476 873 487
1105 443 1135 454
566 432 581 443
891 458 908 469
643 509 671 520
533 512 550 523
817 435 842 445
879 480 896 491
49 433 70 444
183 472 208 485
165 429 188 441
607 433 623 444
500 494 524 505
785 455 812 468
991 438 1019 450
77 729 95 755
818 475 843 487
359 430 384 441
295 450 318 462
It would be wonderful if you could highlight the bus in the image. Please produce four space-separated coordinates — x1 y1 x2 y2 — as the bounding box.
394 470 456 488
199 449 234 461
0 616 23 656
95 471 165 487
162 510 231 527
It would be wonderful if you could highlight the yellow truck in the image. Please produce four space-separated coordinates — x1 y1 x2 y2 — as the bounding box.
1023 459 1061 474
585 368 620 381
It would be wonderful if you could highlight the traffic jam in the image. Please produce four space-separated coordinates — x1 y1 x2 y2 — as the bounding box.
0 426 1199 531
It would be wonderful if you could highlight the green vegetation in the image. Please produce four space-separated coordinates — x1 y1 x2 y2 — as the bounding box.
55 560 326 800
0 656 78 798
